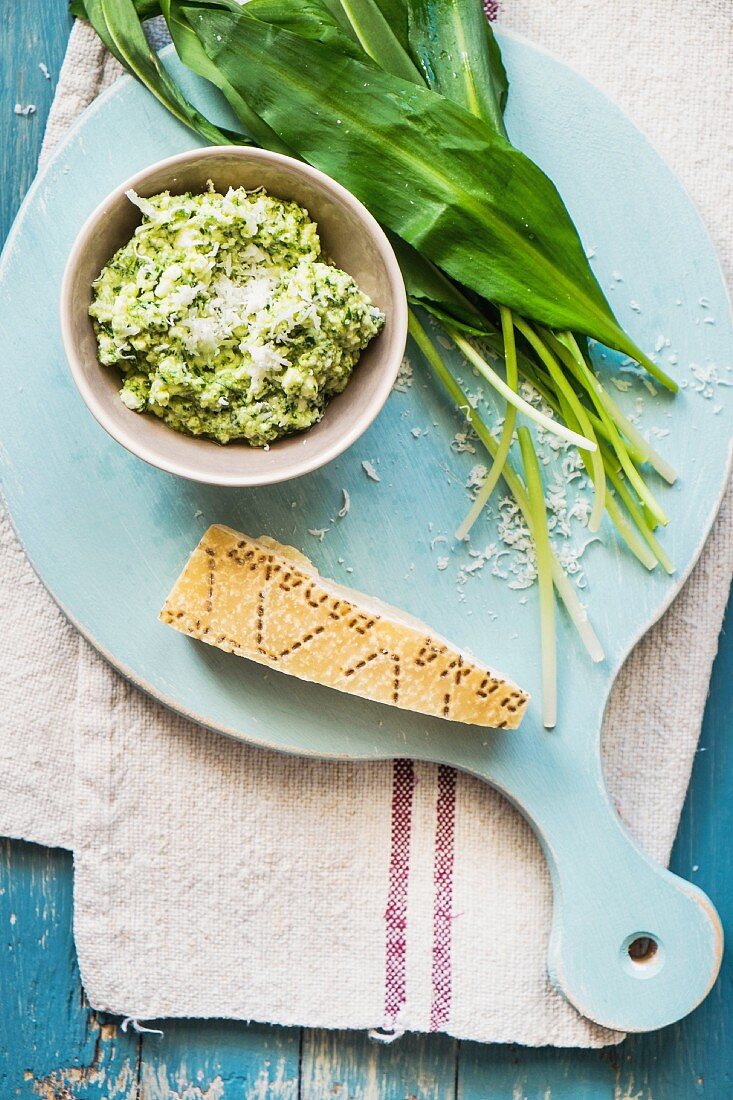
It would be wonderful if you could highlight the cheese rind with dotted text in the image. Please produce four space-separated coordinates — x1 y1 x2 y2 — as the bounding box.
160 525 529 729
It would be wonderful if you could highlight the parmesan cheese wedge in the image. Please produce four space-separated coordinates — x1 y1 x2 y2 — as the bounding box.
160 525 529 730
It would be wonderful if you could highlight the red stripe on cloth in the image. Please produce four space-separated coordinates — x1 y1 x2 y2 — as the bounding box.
384 758 416 1028
430 765 458 1032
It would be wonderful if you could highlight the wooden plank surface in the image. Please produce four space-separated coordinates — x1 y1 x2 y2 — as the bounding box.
138 1020 301 1098
301 1029 458 1099
0 840 140 1098
0 5 731 1097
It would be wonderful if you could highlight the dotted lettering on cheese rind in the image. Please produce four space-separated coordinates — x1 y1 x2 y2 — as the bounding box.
161 534 529 726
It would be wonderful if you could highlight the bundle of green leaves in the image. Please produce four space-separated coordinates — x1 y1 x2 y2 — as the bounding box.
73 0 678 725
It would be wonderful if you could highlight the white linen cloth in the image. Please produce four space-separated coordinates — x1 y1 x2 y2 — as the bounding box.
0 0 731 1047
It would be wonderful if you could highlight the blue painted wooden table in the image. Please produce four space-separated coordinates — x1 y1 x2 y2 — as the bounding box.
1 7 731 1096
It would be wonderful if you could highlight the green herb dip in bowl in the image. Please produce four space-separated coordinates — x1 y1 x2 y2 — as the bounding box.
61 147 407 487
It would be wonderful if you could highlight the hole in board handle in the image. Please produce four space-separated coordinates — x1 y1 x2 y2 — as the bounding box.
621 932 664 978
627 936 658 964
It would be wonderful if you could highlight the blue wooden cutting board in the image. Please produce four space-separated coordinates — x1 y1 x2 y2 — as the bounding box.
0 31 730 1034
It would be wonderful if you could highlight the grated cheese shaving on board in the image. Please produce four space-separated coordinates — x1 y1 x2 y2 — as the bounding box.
627 394 645 424
14 103 36 116
338 489 350 518
361 460 381 482
452 411 599 595
393 356 413 392
39 62 51 79
689 361 732 398
451 430 477 453
307 528 328 541
390 322 719 612
466 464 489 491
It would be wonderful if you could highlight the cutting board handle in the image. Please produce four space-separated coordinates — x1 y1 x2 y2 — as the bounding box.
527 765 723 1033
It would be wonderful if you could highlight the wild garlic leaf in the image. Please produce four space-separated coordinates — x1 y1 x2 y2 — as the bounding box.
160 0 292 152
181 5 639 356
82 0 244 146
408 0 507 136
387 234 496 335
71 0 161 18
245 0 369 61
326 0 422 80
350 0 411 53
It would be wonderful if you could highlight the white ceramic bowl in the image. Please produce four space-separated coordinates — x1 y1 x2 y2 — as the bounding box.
60 147 408 487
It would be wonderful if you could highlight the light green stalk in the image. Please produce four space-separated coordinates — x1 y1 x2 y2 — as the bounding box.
552 331 670 526
514 318 605 533
447 328 597 453
409 310 604 665
455 306 518 540
518 427 557 729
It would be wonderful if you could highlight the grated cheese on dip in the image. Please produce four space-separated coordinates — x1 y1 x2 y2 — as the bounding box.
89 186 384 445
